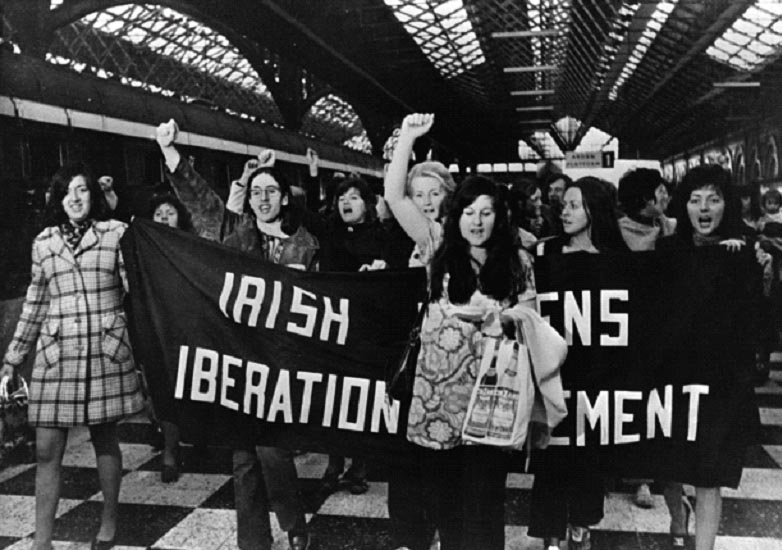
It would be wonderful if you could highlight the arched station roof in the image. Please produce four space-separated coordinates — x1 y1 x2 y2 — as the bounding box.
3 0 782 163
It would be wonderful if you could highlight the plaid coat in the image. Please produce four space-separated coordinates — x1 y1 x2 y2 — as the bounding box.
3 220 144 427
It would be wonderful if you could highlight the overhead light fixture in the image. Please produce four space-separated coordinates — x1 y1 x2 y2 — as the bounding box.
492 30 561 38
516 106 554 112
504 65 557 73
520 119 552 124
510 89 555 96
713 81 761 88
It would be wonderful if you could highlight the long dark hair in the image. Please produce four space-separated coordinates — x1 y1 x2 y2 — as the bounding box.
430 175 525 304
672 165 741 241
146 192 194 232
563 177 627 252
44 162 110 226
243 166 302 235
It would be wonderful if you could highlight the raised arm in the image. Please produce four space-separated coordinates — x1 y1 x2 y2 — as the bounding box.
155 119 224 241
384 113 436 248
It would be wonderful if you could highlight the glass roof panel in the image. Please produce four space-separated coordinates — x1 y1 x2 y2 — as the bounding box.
706 0 782 71
383 0 485 79
609 1 679 101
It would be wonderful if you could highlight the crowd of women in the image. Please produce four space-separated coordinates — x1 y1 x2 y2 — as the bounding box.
0 112 768 550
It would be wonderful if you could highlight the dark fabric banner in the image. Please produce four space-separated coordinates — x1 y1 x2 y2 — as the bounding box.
534 246 761 486
122 220 761 484
121 219 426 457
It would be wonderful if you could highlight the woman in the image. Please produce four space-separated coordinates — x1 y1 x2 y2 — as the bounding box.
143 192 193 482
0 162 144 550
155 120 314 550
318 175 392 495
401 159 456 267
384 113 540 550
658 164 760 550
529 176 627 550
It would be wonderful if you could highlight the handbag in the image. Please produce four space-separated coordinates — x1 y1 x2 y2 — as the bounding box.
386 298 428 401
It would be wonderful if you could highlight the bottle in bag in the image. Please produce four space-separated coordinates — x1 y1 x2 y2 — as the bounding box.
488 342 521 440
464 340 500 438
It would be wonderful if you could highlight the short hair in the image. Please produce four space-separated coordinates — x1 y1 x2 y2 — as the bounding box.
333 176 378 223
146 192 194 232
541 172 572 204
672 164 741 240
406 161 456 218
44 161 110 226
618 168 665 215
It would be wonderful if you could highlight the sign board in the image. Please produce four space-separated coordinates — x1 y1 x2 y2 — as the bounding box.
566 150 615 169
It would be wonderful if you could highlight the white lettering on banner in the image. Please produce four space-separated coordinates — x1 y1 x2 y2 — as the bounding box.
537 290 630 346
288 286 318 338
339 377 370 431
600 290 629 346
297 371 323 423
175 346 400 434
683 384 708 441
244 361 270 418
565 291 591 345
233 276 267 327
219 272 350 346
614 391 642 444
323 374 337 427
647 385 673 438
221 354 241 411
267 370 294 423
192 347 219 402
548 385 708 446
576 391 609 445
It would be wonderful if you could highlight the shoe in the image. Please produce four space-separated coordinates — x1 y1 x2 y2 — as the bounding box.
634 483 655 509
670 496 693 549
568 525 591 550
161 463 180 483
344 474 369 495
289 532 311 550
319 471 340 494
90 537 116 550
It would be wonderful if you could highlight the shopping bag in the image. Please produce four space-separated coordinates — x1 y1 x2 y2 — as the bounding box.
0 374 34 466
461 336 535 450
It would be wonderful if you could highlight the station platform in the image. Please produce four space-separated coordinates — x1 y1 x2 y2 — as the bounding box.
1 368 782 549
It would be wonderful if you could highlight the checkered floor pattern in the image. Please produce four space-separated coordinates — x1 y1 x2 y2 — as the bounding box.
3 369 782 550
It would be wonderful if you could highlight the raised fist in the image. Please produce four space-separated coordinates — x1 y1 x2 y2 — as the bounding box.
156 119 179 148
400 113 434 140
258 149 276 168
98 175 114 192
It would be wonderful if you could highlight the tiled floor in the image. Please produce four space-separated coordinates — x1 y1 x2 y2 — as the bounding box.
2 370 782 550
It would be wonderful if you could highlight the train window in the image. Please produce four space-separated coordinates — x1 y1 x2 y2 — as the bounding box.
124 140 164 187
25 131 64 184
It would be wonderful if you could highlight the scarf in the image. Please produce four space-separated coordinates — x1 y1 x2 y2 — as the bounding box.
255 219 289 263
60 219 93 250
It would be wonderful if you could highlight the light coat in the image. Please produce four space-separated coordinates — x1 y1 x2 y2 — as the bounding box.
3 220 143 426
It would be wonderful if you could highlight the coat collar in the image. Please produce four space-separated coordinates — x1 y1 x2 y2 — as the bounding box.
48 222 101 265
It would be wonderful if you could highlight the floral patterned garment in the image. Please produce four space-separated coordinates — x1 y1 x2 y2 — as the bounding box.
407 255 536 450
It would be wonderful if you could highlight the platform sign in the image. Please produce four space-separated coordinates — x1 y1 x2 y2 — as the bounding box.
565 150 615 169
